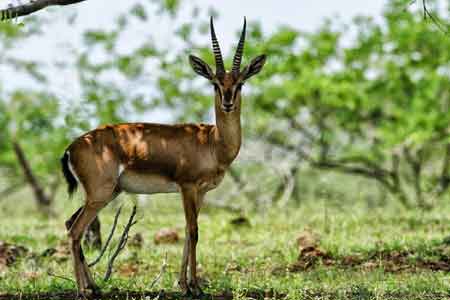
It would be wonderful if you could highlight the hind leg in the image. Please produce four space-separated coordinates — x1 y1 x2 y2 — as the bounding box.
67 203 104 295
67 179 121 295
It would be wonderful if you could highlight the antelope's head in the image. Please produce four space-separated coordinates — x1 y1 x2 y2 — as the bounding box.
189 17 266 113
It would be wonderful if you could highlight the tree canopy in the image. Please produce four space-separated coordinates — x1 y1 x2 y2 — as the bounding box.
0 0 449 209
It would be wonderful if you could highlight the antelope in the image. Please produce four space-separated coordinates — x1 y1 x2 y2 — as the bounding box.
61 17 266 297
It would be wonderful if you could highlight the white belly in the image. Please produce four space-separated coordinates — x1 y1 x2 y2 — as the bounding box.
118 170 179 194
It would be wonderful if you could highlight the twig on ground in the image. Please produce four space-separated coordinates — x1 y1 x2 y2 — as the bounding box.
149 252 168 290
47 270 75 284
88 205 123 267
103 205 138 281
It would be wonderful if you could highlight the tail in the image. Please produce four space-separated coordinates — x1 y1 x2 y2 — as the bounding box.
61 151 78 197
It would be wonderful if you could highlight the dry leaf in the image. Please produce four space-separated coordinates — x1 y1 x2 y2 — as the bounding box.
23 271 40 280
296 229 320 251
154 228 179 245
118 263 139 276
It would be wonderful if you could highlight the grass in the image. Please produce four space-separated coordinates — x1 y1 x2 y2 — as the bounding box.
1 185 450 299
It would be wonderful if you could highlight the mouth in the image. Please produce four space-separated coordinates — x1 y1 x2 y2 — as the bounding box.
222 106 234 113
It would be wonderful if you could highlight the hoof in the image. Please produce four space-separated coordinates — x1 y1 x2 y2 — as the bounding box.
182 288 193 298
189 282 204 299
90 285 102 297
79 285 101 299
156 289 166 300
178 280 192 298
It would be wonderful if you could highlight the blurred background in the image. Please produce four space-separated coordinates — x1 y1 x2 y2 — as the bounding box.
1 0 450 297
0 0 449 212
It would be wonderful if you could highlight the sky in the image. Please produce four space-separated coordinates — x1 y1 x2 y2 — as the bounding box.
13 0 389 54
1 0 390 122
2 0 390 67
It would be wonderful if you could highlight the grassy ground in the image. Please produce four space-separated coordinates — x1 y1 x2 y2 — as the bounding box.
1 188 450 299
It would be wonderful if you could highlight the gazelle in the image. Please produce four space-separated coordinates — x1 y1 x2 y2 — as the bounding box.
61 17 266 297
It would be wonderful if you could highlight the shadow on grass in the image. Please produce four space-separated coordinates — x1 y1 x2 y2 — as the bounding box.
0 290 276 300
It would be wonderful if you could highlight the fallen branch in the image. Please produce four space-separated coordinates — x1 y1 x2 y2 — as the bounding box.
103 205 137 281
88 205 122 267
0 0 87 21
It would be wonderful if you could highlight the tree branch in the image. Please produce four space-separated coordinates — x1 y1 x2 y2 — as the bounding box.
88 205 122 267
12 139 51 208
389 152 410 207
409 0 449 33
403 146 426 207
312 159 392 188
288 119 316 142
273 165 300 206
437 143 450 196
0 0 87 21
103 205 137 281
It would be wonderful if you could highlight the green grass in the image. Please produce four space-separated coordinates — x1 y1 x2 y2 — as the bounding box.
1 187 450 299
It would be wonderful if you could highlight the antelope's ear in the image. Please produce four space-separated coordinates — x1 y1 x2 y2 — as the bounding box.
241 54 266 81
189 55 214 80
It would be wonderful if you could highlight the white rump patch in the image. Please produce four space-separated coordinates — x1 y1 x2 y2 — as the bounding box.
67 151 86 197
67 151 80 183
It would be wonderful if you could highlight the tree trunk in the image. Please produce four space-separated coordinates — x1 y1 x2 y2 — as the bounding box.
12 140 52 209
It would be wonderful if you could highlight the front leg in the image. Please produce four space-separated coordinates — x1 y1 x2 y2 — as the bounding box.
188 191 205 296
179 184 203 297
179 227 191 296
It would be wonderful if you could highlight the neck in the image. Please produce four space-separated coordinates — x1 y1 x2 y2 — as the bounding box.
213 97 242 166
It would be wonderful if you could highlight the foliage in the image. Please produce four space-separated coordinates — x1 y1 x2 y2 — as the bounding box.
245 2 450 207
0 0 450 210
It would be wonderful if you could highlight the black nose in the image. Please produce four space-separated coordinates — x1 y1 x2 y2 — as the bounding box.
222 103 233 111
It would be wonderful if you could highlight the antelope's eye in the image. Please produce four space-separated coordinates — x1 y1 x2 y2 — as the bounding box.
213 83 220 90
236 83 243 90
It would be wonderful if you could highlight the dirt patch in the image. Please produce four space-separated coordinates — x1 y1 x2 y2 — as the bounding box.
281 246 450 274
273 230 450 274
